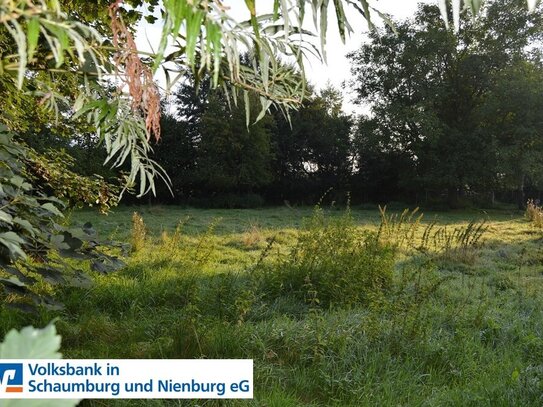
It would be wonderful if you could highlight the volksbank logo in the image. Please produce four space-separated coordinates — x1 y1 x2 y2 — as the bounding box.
0 363 23 393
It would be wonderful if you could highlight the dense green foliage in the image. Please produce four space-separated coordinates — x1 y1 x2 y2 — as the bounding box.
0 127 126 312
150 82 352 206
259 207 395 307
349 0 543 208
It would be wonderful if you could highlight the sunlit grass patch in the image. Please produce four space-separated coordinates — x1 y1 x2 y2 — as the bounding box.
2 205 543 406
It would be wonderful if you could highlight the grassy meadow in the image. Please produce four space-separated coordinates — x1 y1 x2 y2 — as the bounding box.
2 205 543 406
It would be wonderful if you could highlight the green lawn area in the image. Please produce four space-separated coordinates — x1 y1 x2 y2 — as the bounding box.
2 205 543 406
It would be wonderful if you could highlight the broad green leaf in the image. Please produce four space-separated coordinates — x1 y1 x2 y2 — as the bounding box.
0 324 79 406
0 323 61 359
10 175 25 188
13 217 36 236
0 231 26 259
41 203 64 218
0 210 13 225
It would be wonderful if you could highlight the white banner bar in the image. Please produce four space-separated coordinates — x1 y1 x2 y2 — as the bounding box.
0 359 253 399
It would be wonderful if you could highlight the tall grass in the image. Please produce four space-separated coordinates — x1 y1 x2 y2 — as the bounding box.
420 219 487 264
378 206 487 263
130 211 147 252
35 205 534 406
257 205 396 308
526 199 543 228
378 206 423 250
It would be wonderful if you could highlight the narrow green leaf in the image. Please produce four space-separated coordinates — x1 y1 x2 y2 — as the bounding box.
244 0 256 16
27 17 40 61
452 0 461 32
333 0 346 42
281 0 290 41
320 0 330 61
273 0 280 20
297 0 306 26
438 0 450 29
243 91 250 128
4 20 27 88
360 0 374 30
465 0 483 15
370 7 397 34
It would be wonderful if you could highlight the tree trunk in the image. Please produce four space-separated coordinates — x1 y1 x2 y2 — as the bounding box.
517 175 525 210
447 186 458 209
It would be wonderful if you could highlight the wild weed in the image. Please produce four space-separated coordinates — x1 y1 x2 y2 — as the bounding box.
130 211 146 253
526 199 543 228
422 219 487 264
259 205 396 308
158 217 190 259
378 206 423 250
242 223 263 248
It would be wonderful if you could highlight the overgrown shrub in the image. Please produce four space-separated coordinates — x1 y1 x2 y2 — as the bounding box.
259 206 396 308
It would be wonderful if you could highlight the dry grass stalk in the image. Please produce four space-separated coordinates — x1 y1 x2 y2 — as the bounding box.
526 199 543 228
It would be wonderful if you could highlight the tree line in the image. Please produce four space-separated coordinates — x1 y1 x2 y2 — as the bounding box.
26 0 543 209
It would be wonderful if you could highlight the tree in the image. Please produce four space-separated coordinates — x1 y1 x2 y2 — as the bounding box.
348 1 543 207
269 85 353 203
478 60 543 208
197 91 274 195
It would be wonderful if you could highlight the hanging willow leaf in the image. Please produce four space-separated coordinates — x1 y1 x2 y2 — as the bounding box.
438 0 538 31
452 0 461 32
438 0 450 29
333 0 347 42
528 0 539 12
26 17 41 61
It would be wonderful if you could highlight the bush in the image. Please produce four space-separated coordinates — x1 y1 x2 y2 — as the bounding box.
259 206 396 308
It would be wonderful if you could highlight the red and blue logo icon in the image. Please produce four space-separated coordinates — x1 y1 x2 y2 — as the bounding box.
0 363 23 393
